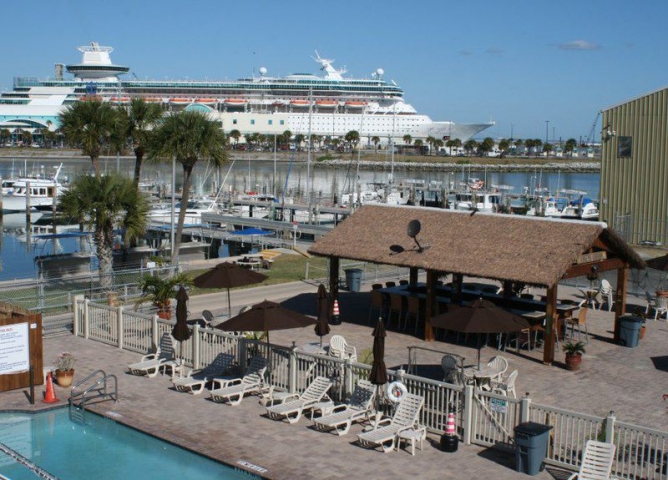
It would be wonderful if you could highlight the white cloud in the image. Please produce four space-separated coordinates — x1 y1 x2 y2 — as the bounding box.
557 40 600 51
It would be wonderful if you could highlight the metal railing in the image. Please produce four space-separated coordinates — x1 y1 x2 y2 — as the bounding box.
74 297 668 477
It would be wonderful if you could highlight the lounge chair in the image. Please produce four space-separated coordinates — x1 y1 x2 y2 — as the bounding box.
265 376 333 424
127 333 178 378
171 352 236 394
357 393 424 453
209 356 268 405
313 380 376 435
567 440 616 480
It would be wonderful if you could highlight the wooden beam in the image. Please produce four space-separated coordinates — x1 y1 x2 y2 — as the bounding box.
328 256 339 304
562 258 626 279
614 267 629 343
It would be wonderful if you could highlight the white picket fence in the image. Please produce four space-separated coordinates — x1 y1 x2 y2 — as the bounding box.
74 297 668 478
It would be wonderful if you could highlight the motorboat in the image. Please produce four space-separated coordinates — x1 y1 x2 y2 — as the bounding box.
147 199 223 225
1 163 67 213
454 191 503 213
561 197 599 221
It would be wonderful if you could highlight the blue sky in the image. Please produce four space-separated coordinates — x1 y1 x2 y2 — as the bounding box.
2 0 667 142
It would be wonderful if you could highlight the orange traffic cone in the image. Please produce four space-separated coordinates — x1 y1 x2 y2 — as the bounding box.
43 372 59 404
331 299 340 325
445 412 456 436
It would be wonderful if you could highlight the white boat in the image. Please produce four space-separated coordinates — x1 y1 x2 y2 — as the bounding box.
560 197 599 221
454 191 503 213
526 197 568 217
1 163 66 213
0 43 493 144
148 199 223 225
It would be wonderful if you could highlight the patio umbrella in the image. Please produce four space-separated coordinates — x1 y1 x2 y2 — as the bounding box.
369 318 387 386
214 299 317 344
193 261 267 318
314 283 331 346
171 286 192 364
431 298 530 368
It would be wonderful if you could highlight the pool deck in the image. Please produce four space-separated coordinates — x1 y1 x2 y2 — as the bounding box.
2 279 667 480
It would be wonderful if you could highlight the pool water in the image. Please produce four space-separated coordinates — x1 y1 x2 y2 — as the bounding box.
0 409 258 480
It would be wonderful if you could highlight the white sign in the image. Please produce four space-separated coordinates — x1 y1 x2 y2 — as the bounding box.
490 397 508 414
0 322 30 375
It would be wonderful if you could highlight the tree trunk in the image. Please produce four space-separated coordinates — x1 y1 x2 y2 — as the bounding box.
171 164 193 264
133 148 144 188
96 226 114 293
91 155 101 179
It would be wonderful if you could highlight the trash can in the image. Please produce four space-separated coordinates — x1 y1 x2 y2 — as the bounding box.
618 314 643 348
514 422 552 475
344 268 363 292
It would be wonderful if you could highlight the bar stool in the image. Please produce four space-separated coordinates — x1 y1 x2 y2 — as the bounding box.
385 281 396 288
387 293 404 330
368 289 386 324
403 296 421 333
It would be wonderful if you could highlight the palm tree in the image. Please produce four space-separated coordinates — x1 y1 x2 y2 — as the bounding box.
58 99 119 178
59 174 149 293
464 139 478 156
498 139 510 157
229 129 241 147
565 138 577 158
433 138 444 155
425 136 436 155
148 110 228 264
371 136 380 153
403 134 412 145
414 139 424 154
125 98 164 187
344 130 360 158
0 128 10 145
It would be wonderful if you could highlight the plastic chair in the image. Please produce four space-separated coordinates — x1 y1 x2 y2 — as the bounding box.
486 356 508 381
441 355 458 382
490 370 518 398
202 310 215 327
598 279 614 312
385 281 396 288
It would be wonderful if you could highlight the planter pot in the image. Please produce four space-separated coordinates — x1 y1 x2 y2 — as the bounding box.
55 369 75 387
107 292 120 307
565 353 582 371
157 309 172 320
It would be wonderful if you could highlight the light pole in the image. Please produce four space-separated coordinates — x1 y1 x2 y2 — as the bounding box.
510 124 514 141
545 120 549 144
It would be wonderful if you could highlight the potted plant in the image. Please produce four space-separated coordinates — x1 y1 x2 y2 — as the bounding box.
563 341 586 371
53 352 76 387
136 271 192 319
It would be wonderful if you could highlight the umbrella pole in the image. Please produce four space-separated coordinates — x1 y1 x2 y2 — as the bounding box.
227 288 232 319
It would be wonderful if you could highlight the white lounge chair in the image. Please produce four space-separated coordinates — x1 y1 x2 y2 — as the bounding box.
313 380 376 436
567 440 616 480
357 393 424 453
265 376 333 424
171 352 236 394
127 333 178 378
209 356 268 405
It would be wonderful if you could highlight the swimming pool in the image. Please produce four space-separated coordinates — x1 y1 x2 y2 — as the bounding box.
0 409 259 479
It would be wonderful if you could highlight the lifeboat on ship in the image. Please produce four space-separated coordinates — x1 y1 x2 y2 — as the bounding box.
315 100 338 108
170 98 191 105
110 96 130 104
196 98 218 105
290 99 310 107
345 101 367 108
225 98 248 106
144 97 163 103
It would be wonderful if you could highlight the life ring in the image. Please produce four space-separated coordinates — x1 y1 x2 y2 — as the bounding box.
386 381 407 403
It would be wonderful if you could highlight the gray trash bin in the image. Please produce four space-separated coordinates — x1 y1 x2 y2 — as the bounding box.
618 314 643 348
514 422 552 475
344 268 363 292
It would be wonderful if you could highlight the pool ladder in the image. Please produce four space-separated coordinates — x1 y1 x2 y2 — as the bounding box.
68 369 118 424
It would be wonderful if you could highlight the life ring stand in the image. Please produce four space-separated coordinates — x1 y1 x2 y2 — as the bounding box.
386 381 407 403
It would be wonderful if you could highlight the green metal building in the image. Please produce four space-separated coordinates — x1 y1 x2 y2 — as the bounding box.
600 87 668 246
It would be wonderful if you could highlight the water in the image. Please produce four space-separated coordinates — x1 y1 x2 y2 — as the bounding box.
0 156 600 280
0 409 257 479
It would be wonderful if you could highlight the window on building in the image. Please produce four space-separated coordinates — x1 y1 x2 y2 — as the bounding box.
268 120 273 125
233 119 237 125
617 136 632 157
280 120 285 125
250 119 255 125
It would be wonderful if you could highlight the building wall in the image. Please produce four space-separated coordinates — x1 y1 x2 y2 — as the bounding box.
212 111 290 135
600 87 668 245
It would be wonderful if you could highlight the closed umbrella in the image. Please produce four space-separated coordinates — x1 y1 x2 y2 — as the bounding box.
431 298 530 368
193 261 267 318
369 318 387 386
314 284 331 346
172 286 192 364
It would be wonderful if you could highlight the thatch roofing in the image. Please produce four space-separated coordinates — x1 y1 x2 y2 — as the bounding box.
308 205 646 287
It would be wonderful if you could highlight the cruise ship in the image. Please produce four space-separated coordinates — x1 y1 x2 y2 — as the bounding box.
0 42 493 144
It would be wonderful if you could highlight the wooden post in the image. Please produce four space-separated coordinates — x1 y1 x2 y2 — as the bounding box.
329 256 339 304
614 267 629 343
424 270 437 341
542 284 558 365
409 267 418 286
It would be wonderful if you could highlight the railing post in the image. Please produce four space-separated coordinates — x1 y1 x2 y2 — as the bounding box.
305 261 310 280
289 343 298 393
605 411 615 443
117 304 124 350
520 392 532 423
73 294 83 336
192 324 200 370
152 315 159 350
238 336 248 368
463 384 474 445
83 298 90 339
344 358 353 398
